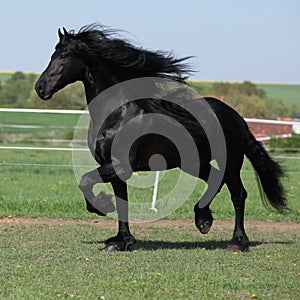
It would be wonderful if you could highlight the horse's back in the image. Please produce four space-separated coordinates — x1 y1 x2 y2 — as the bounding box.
204 96 248 146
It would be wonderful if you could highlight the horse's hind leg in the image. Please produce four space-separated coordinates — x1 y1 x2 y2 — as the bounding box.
226 174 249 251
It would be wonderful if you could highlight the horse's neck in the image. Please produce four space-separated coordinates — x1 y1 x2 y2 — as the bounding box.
82 59 118 104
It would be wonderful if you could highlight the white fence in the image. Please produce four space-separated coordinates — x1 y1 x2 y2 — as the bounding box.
1 108 299 212
0 108 300 152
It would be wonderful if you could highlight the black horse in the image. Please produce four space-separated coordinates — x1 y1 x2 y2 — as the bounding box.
35 24 287 252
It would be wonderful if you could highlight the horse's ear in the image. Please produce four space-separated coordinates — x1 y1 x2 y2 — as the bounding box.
58 27 69 40
63 27 69 36
58 28 64 40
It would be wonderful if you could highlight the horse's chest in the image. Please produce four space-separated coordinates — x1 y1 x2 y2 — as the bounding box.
90 123 125 163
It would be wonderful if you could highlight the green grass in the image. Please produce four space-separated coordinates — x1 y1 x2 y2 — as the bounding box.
0 221 299 299
0 110 299 221
0 149 299 221
0 127 299 300
0 111 79 134
0 111 82 146
255 83 300 106
1 74 299 299
189 80 300 106
0 111 79 129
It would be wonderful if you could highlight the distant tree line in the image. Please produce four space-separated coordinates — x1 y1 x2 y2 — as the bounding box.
190 81 299 118
0 72 299 118
0 72 86 109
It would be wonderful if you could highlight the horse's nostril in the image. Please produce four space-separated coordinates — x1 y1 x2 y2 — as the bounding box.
35 80 45 96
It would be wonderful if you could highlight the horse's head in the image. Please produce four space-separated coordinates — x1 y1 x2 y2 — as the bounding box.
36 24 192 101
35 28 87 100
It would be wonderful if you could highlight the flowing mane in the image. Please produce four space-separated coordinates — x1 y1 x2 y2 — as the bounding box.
64 24 193 82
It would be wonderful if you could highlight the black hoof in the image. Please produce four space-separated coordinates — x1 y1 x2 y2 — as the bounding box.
227 237 249 252
194 206 213 234
196 220 213 234
197 220 213 234
103 235 136 252
86 192 115 216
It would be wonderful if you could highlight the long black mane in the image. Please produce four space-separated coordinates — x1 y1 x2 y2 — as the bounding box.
64 24 193 82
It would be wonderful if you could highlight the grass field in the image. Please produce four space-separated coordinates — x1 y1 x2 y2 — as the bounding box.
255 83 300 106
189 80 300 106
1 218 299 299
0 107 300 299
0 111 80 147
0 111 299 221
0 111 79 133
0 149 299 221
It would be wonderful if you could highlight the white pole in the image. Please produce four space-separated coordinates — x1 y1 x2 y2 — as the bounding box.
150 171 160 213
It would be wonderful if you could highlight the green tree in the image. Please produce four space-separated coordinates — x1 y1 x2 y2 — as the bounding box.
0 72 86 109
235 95 267 117
0 72 38 107
29 81 86 109
189 80 300 118
269 132 300 149
238 81 266 97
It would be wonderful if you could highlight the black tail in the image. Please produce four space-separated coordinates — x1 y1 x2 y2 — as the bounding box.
245 127 287 212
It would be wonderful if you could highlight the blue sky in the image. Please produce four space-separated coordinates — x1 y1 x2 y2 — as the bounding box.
1 0 299 83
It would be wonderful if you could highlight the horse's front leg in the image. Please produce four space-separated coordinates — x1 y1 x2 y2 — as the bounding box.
103 177 136 252
194 203 214 234
79 164 119 216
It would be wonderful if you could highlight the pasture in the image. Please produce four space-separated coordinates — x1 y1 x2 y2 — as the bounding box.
255 83 300 107
1 217 299 299
190 80 300 106
0 149 300 221
0 111 79 144
0 111 300 299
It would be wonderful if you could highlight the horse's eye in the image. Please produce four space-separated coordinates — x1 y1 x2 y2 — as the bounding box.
59 49 70 59
60 52 68 59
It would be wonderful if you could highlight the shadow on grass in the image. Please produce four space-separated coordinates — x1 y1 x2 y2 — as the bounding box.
83 239 292 250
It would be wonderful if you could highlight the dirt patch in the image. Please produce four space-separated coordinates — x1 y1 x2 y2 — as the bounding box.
0 216 299 232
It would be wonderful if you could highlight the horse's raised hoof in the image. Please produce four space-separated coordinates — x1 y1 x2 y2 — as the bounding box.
102 235 136 252
86 192 115 216
195 219 213 234
194 206 213 234
227 237 249 252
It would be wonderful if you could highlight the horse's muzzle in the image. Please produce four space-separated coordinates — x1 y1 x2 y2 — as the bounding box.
35 79 53 100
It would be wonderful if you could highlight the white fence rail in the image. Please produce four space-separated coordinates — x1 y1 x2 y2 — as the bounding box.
1 108 299 212
1 108 300 152
0 108 88 114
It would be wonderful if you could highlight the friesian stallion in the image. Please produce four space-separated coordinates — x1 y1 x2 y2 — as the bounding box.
35 24 287 252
